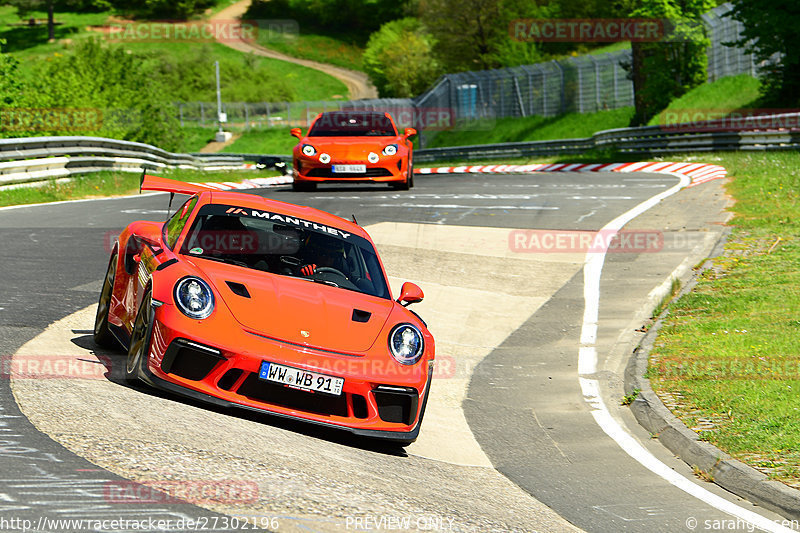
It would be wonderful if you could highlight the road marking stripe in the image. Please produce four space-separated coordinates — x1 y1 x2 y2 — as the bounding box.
577 172 793 532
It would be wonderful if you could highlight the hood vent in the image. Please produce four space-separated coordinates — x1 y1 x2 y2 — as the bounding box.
352 309 371 323
226 281 251 298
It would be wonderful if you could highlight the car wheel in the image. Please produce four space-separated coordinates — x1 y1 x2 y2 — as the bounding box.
94 254 118 348
292 181 317 192
126 290 153 383
408 158 415 189
390 174 410 191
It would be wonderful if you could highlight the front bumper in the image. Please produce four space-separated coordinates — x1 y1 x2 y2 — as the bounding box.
294 156 408 184
137 309 432 443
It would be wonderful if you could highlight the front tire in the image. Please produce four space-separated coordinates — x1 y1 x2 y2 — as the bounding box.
126 290 153 384
94 254 118 348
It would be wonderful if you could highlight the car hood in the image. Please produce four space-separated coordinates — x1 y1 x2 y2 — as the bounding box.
197 261 394 353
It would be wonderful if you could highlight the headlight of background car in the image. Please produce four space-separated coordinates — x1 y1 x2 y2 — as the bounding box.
302 144 317 157
174 277 215 319
388 324 424 365
382 144 398 156
319 153 331 164
368 152 379 163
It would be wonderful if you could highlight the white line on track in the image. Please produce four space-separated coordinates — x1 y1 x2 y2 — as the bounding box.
368 204 559 210
578 173 793 533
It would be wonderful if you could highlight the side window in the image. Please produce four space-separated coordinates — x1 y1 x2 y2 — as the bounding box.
164 196 198 250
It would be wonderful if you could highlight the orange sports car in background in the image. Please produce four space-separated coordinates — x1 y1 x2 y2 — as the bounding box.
94 174 435 444
290 111 416 191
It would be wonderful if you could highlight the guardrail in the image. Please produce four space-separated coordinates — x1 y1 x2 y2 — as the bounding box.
0 136 264 188
2 114 799 188
414 115 800 163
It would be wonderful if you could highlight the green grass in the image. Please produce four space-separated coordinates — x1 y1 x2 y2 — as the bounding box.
424 107 635 148
181 127 220 152
649 151 800 488
1 10 348 102
221 128 298 154
126 42 347 102
648 74 762 126
257 32 364 73
0 168 278 208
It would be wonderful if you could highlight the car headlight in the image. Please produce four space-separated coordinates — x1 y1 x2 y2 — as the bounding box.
319 153 331 164
382 144 398 156
388 324 424 365
368 152 379 163
174 277 215 319
302 144 316 157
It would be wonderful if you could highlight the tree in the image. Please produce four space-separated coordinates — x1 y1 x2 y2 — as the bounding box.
7 0 105 41
0 39 22 108
363 18 441 97
624 0 714 125
418 0 503 71
728 0 800 106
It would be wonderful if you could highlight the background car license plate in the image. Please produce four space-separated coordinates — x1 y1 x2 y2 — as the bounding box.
259 361 344 396
332 164 366 173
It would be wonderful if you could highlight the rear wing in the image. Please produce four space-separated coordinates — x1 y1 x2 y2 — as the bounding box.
139 173 219 195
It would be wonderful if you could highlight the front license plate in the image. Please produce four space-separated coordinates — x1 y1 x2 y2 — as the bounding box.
332 164 366 174
259 361 344 396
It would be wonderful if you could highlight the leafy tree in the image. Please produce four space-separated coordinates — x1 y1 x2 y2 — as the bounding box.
246 0 406 44
17 39 184 150
623 0 714 125
0 39 22 108
363 18 441 97
418 0 547 71
728 0 800 106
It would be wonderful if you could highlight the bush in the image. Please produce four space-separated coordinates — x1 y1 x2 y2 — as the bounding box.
363 18 441 97
10 39 185 150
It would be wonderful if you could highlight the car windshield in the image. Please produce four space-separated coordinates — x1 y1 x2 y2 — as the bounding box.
308 112 396 137
179 204 390 299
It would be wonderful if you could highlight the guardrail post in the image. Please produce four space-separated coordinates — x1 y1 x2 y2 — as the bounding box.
552 60 566 114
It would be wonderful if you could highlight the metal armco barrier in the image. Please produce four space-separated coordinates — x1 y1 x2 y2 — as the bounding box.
413 117 800 163
0 136 265 188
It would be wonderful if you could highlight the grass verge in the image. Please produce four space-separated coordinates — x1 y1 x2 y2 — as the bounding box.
648 74 762 126
0 168 279 208
220 128 298 154
257 32 364 72
648 151 800 489
424 108 635 148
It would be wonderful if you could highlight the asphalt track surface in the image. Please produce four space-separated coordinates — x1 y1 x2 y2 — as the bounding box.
0 172 790 532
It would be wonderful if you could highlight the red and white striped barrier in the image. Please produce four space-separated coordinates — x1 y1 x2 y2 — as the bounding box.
415 161 727 187
188 175 293 191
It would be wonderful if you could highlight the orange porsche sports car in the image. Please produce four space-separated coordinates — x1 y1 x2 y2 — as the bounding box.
290 111 416 191
95 175 435 444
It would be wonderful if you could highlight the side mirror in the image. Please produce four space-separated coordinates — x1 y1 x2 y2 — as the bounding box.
290 128 303 139
398 282 424 306
403 128 417 139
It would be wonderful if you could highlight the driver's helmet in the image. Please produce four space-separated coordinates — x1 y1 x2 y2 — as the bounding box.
303 233 347 271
